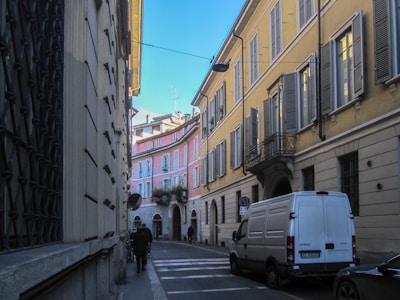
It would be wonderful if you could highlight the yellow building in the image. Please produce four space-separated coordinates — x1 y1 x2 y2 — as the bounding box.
192 0 400 262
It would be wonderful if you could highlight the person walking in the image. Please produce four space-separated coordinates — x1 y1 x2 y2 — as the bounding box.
187 225 194 244
131 228 147 273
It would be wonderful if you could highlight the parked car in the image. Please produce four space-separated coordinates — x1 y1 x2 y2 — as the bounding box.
333 253 400 300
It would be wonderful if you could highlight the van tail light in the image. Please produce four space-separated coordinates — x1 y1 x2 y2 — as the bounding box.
287 236 295 264
352 235 357 263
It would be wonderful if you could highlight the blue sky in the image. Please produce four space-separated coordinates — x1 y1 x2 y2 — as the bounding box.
133 1 246 123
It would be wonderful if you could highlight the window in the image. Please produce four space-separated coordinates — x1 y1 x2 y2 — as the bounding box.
193 166 199 188
270 1 282 61
298 0 314 29
162 154 170 172
145 182 151 198
374 0 400 83
215 140 226 177
339 152 359 216
234 61 242 104
136 183 143 195
146 159 152 177
230 125 242 169
250 34 259 85
174 150 179 170
193 137 199 160
137 162 143 178
172 176 179 188
252 184 259 203
183 144 188 167
265 74 298 138
162 178 170 191
321 11 364 113
299 55 317 127
215 81 226 123
302 166 315 190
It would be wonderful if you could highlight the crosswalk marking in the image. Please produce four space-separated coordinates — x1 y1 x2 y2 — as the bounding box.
160 274 235 280
167 286 267 295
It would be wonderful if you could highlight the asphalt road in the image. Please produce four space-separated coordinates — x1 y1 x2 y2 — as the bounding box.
150 240 336 300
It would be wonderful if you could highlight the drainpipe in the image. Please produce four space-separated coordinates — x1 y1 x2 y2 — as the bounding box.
233 31 247 176
317 0 326 141
200 93 210 191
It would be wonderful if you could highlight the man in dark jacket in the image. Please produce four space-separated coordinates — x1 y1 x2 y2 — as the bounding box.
131 228 147 273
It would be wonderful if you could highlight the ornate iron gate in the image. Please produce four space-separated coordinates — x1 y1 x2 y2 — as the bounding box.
0 0 64 251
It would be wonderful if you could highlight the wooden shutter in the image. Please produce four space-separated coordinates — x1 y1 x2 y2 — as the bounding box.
353 11 364 97
283 73 297 132
374 0 391 84
321 42 332 114
263 99 271 138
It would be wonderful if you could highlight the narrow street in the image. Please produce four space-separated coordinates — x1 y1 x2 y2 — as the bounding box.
148 240 335 300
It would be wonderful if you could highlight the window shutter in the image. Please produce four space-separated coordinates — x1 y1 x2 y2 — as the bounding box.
230 131 235 169
238 124 243 166
321 42 332 114
221 139 226 175
245 116 252 154
215 144 221 177
283 73 297 132
353 11 364 97
264 99 271 138
374 0 391 84
310 54 317 122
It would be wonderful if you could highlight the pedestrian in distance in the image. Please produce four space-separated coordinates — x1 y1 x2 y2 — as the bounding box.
131 228 147 273
141 223 153 263
187 225 194 244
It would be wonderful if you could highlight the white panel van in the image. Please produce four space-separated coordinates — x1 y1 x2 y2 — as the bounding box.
229 191 356 288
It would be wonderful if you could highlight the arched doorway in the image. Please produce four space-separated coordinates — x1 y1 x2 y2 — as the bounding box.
191 210 197 242
210 201 218 246
172 206 181 240
153 214 162 239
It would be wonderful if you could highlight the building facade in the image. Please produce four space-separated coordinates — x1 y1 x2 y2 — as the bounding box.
192 0 400 262
130 112 201 241
0 0 142 298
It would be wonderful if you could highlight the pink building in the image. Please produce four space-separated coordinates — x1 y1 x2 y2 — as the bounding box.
130 112 201 240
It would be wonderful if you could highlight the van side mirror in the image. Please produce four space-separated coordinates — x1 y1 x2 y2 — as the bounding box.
232 231 237 241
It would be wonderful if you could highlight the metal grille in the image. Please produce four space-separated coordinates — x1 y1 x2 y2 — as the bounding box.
0 0 64 252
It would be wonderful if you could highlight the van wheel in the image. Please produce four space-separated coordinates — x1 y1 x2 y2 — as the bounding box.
230 257 241 275
266 265 281 289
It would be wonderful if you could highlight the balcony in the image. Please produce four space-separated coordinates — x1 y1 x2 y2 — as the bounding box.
245 133 296 174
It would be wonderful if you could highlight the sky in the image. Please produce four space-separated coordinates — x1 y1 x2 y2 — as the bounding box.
133 1 246 123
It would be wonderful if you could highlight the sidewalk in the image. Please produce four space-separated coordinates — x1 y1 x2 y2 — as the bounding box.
117 254 167 300
117 241 230 300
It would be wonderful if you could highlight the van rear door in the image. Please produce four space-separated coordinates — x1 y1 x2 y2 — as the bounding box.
323 194 354 264
295 193 354 266
295 195 326 264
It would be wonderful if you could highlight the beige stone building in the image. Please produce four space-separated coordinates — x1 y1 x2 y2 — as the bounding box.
192 0 400 262
0 0 142 298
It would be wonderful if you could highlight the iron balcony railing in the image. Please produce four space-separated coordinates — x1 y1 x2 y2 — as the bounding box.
245 133 296 171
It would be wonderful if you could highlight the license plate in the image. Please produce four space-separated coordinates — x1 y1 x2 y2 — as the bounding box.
300 252 320 258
